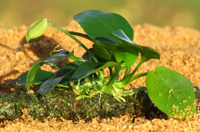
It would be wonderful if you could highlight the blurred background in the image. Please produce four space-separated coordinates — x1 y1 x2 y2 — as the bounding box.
0 0 199 30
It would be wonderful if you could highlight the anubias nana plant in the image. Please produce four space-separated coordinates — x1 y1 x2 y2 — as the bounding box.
11 10 196 120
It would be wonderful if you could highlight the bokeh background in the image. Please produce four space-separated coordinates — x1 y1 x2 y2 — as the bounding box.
0 0 199 30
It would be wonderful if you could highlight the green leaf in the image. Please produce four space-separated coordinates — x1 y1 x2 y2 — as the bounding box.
57 61 83 81
46 50 85 63
9 70 53 87
146 66 196 119
74 10 133 43
39 61 82 95
114 44 138 67
93 41 118 61
138 46 160 62
26 61 44 91
26 51 76 92
111 29 160 62
26 18 49 42
45 51 84 63
39 75 64 95
71 62 99 80
72 61 121 80
45 51 70 63
111 29 135 44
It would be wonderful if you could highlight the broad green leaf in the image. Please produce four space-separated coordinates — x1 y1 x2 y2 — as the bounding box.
146 66 196 119
26 18 49 42
114 44 138 67
39 61 83 95
74 10 133 43
9 70 53 87
72 61 121 80
26 61 44 91
93 41 118 61
111 29 160 62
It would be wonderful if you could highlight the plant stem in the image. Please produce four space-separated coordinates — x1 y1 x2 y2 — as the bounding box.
116 60 145 89
129 60 144 77
108 67 113 75
98 69 104 82
103 66 120 91
48 22 98 63
68 31 95 43
123 66 131 78
127 72 147 85
49 45 62 70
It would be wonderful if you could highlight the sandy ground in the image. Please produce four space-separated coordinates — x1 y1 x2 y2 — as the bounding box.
0 21 200 131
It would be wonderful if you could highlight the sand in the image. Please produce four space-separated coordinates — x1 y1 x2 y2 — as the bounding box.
0 21 200 131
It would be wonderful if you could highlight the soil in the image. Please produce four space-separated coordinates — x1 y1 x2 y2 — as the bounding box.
0 21 200 131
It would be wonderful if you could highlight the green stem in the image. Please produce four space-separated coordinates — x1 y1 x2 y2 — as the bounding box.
129 60 144 77
122 60 144 83
108 67 113 75
48 22 98 63
126 72 147 86
103 66 120 91
68 54 87 62
123 66 131 79
68 31 95 43
98 69 104 81
113 72 147 89
113 60 145 89
49 45 62 70
51 62 59 70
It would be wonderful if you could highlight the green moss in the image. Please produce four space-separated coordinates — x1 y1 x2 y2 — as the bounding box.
1 87 199 122
0 89 137 122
